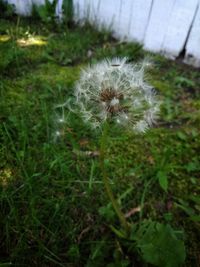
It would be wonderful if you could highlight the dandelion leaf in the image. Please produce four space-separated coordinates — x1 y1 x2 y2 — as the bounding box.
135 221 185 267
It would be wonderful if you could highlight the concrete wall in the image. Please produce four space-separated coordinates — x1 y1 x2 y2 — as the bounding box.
5 0 200 67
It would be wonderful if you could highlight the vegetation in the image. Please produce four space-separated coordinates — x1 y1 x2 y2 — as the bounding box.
0 14 199 266
0 0 15 19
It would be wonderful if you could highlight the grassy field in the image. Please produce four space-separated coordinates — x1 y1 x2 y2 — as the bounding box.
0 16 200 266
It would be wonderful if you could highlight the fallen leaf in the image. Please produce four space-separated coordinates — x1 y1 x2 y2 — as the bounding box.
125 206 141 218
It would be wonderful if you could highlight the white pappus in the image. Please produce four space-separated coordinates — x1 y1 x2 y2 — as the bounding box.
74 57 160 133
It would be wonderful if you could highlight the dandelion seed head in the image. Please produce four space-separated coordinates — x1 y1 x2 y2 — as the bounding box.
74 58 160 133
110 97 120 106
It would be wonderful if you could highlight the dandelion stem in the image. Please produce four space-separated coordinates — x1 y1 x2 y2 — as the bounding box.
99 122 130 235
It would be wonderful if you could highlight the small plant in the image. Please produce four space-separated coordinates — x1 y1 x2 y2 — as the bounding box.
0 0 15 19
32 0 58 25
31 0 74 27
62 0 74 26
64 58 185 266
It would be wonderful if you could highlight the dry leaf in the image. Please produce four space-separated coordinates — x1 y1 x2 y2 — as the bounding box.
125 206 141 218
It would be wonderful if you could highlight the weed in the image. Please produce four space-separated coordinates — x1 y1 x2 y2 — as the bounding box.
0 16 199 266
0 0 15 19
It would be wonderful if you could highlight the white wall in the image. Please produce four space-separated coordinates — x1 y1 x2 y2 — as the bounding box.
5 0 200 67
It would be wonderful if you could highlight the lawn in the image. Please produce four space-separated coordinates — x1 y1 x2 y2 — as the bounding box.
0 15 200 267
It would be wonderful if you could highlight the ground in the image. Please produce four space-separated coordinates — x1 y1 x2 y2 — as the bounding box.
0 16 199 267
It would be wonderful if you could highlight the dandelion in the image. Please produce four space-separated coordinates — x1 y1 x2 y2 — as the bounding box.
71 58 161 236
74 57 160 133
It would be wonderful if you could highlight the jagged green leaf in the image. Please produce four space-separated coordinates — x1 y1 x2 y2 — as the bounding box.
135 221 185 267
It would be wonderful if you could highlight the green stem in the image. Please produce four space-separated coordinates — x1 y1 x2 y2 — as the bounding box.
99 122 130 235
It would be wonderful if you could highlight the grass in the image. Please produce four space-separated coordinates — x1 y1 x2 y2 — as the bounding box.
0 16 200 266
